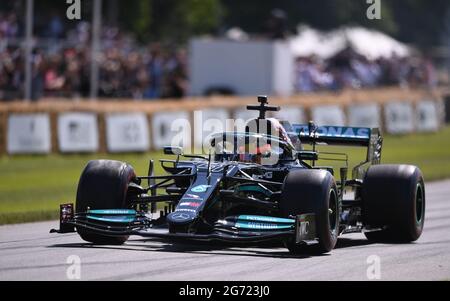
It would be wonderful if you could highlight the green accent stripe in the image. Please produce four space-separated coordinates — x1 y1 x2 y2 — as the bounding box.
236 185 271 196
86 215 136 223
237 215 294 224
87 209 136 215
235 221 293 230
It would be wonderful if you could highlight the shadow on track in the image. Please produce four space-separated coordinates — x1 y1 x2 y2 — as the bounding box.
48 236 375 259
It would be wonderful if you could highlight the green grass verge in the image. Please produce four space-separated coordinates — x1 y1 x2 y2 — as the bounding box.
0 153 166 225
1 126 450 225
309 126 450 181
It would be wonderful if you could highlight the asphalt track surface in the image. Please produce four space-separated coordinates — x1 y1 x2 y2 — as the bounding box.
0 179 449 281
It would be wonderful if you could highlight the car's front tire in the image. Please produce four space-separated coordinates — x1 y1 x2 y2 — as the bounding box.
76 160 136 245
280 169 339 254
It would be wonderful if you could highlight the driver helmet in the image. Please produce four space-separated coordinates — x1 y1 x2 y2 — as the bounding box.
238 142 272 164
266 118 295 149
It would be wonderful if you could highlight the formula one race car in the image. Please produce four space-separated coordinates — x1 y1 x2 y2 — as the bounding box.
51 96 426 254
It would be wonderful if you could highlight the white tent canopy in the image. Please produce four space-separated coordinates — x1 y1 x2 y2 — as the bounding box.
289 25 411 60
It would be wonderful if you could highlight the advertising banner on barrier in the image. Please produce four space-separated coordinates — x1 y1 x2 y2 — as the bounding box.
311 105 346 126
384 101 415 134
234 108 257 124
271 107 306 124
152 111 190 150
7 114 51 154
58 113 99 153
193 108 229 150
232 108 258 133
347 103 381 128
416 100 440 132
105 113 150 152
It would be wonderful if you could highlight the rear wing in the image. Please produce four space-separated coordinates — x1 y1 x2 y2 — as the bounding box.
291 124 383 165
292 125 371 147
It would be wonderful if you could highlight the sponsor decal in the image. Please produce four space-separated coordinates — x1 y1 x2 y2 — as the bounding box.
105 113 150 152
236 215 294 224
182 198 203 202
185 193 200 199
294 125 370 139
58 113 99 153
86 215 136 223
7 114 52 154
171 212 192 221
252 172 273 180
191 185 211 193
384 102 414 134
299 220 310 236
235 221 292 230
179 202 201 207
175 208 196 213
295 213 316 243
87 209 136 215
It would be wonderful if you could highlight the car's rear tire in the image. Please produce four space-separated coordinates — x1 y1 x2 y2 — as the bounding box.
280 169 339 254
362 164 425 242
76 160 136 245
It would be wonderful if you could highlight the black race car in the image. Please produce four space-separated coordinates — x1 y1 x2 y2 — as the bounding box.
51 96 426 254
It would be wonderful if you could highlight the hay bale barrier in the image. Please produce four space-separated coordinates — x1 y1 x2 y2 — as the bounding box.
0 87 446 155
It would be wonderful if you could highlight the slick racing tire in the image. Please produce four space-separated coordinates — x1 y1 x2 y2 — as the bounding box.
362 164 425 242
280 169 339 254
76 160 136 245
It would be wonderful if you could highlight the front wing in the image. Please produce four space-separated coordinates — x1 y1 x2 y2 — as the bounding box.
50 203 318 245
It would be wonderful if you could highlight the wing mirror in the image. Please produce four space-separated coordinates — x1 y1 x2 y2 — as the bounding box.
163 146 183 156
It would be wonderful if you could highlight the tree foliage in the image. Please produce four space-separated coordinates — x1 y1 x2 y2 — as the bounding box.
119 0 221 43
220 0 450 48
27 0 450 48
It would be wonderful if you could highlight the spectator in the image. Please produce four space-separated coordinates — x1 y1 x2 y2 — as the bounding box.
146 43 164 99
265 9 289 40
47 12 64 40
0 8 441 101
293 47 438 93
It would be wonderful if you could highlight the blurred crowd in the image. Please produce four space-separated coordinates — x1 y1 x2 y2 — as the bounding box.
0 9 440 101
295 48 438 93
0 10 188 101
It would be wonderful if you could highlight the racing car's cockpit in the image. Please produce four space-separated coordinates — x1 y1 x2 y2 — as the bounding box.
209 95 302 165
210 132 296 165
